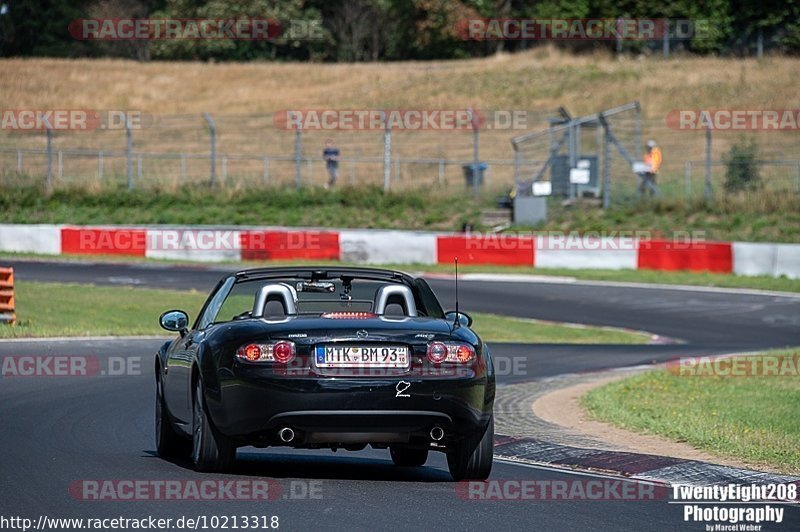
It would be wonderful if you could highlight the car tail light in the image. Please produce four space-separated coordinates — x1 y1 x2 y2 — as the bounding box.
427 342 448 364
236 341 296 364
272 341 295 364
427 341 476 364
242 344 262 362
321 311 377 319
456 344 474 363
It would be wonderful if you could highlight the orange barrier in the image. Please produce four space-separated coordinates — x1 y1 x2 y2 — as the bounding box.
0 267 16 325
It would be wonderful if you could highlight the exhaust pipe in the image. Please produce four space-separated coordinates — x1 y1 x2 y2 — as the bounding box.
430 426 444 441
278 427 295 443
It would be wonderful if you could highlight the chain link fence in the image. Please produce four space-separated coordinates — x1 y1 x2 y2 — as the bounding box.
0 110 555 193
511 104 800 207
2 107 797 206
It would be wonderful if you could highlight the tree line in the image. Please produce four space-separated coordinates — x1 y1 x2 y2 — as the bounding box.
2 0 799 60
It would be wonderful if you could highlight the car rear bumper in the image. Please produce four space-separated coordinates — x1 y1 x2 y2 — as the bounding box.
206 371 494 446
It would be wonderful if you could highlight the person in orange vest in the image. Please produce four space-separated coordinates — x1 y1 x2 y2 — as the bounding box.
640 139 662 197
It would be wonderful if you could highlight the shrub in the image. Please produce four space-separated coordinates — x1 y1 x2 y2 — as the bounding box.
724 138 761 192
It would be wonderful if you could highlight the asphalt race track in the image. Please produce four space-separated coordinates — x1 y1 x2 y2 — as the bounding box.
2 259 799 531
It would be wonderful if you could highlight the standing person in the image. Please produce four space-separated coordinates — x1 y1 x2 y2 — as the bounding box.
323 139 340 188
640 139 662 197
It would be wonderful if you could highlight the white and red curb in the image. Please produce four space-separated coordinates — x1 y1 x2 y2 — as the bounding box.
0 224 798 279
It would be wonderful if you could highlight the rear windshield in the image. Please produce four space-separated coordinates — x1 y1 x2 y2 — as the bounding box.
210 277 443 324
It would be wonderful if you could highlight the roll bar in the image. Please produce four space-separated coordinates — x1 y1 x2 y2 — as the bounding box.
252 283 298 318
373 284 418 317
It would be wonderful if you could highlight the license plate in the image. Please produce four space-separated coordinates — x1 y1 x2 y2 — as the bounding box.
315 345 409 368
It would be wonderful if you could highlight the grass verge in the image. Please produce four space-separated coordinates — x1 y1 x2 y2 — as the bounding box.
2 184 800 242
582 352 800 474
5 252 800 294
471 313 649 344
0 281 648 343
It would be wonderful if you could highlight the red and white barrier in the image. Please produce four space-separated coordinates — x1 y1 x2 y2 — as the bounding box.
0 224 798 279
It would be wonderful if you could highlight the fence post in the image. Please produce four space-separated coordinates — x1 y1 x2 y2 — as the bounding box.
262 157 269 184
438 160 445 186
383 112 391 192
42 116 53 191
180 155 187 183
513 151 520 184
98 151 104 180
794 161 800 193
306 157 312 183
568 120 577 200
704 126 713 199
125 112 133 190
634 101 642 161
222 156 228 184
137 155 143 182
293 116 302 189
16 149 22 173
202 112 217 187
57 150 63 180
602 127 611 209
470 108 480 196
662 20 670 59
684 160 692 198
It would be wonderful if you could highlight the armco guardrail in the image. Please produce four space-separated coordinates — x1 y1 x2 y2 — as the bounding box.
0 224 798 279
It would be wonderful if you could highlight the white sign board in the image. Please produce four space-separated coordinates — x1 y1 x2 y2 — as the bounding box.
569 168 590 184
532 181 552 196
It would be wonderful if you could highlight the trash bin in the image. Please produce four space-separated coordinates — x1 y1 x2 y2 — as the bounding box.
462 162 488 189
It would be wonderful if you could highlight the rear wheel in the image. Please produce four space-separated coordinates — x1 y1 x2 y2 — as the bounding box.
155 374 189 458
447 416 493 481
390 446 429 467
192 379 236 472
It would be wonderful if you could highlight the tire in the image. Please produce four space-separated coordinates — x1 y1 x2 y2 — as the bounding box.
191 379 236 473
447 416 494 481
155 375 190 458
390 446 429 467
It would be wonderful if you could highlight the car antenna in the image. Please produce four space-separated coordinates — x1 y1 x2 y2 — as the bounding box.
453 257 460 328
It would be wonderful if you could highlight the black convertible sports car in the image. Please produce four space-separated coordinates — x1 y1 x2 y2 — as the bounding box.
155 266 495 480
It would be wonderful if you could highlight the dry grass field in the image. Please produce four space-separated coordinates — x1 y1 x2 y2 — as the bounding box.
2 48 797 114
1 48 798 193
